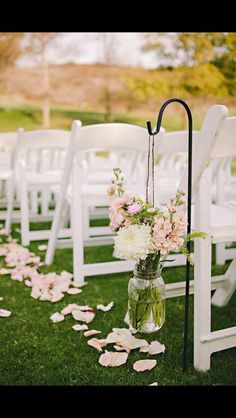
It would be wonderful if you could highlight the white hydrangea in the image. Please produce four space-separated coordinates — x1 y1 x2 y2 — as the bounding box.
114 224 154 261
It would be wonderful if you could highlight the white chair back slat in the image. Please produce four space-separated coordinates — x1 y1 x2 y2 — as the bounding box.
211 116 236 159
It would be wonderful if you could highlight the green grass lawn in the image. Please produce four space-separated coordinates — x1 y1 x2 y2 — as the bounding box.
0 223 235 386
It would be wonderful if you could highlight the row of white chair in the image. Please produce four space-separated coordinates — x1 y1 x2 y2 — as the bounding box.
0 106 236 371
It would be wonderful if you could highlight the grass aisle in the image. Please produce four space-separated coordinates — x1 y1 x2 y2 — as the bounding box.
0 224 236 386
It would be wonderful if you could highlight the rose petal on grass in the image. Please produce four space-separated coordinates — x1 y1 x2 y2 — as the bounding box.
31 287 41 300
50 312 65 323
88 338 107 352
25 280 32 287
140 341 165 355
148 382 158 386
72 309 95 323
0 297 3 301
61 303 78 315
84 330 101 337
99 351 128 367
67 288 82 295
38 244 47 251
72 324 88 331
71 281 88 288
0 309 11 317
97 301 114 312
133 360 157 372
0 268 12 275
50 291 64 303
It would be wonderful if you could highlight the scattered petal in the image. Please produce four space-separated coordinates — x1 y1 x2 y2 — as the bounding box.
50 291 64 303
87 338 107 352
0 297 3 301
133 360 157 372
99 351 128 367
38 244 47 251
0 268 11 275
67 288 82 295
72 309 95 323
97 301 114 312
71 281 88 288
60 271 73 280
61 303 78 315
114 345 129 352
25 280 32 287
72 324 88 331
84 330 101 337
31 287 41 300
0 308 11 317
50 312 64 323
148 382 158 386
140 341 165 355
15 228 21 233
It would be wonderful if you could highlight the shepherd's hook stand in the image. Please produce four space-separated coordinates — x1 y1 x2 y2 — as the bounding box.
146 98 193 371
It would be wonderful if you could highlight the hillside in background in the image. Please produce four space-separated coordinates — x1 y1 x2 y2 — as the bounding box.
1 63 235 116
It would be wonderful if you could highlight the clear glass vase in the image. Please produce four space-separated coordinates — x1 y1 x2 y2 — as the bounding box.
128 254 166 333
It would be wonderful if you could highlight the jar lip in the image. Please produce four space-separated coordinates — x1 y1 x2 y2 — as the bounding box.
134 267 162 280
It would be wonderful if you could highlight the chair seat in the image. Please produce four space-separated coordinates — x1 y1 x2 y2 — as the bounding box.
196 204 236 243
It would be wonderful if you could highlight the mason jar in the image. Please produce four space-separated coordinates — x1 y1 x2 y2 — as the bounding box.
128 257 166 333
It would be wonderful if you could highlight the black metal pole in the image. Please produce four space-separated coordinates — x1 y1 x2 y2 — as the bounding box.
146 98 193 371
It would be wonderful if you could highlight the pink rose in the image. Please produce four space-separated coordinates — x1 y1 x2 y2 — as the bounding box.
127 203 142 216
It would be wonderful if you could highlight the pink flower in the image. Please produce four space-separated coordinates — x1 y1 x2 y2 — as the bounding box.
127 203 142 216
107 184 116 197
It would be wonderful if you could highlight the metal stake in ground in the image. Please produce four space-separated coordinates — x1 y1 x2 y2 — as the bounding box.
146 98 193 371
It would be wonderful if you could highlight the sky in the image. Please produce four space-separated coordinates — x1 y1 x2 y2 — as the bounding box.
18 33 161 69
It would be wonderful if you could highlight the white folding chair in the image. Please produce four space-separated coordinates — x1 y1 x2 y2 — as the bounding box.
5 128 71 245
177 105 236 370
45 122 158 279
0 132 18 221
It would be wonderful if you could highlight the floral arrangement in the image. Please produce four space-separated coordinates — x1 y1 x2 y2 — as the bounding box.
107 168 206 333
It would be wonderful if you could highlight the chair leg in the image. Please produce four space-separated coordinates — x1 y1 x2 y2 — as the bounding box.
45 190 67 265
194 167 212 371
20 178 30 246
72 163 85 286
215 243 226 265
5 176 14 235
211 258 236 307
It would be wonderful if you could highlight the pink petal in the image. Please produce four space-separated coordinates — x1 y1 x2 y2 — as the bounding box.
0 308 11 317
50 291 64 303
60 271 73 280
71 281 88 288
99 351 128 367
97 301 114 312
98 350 111 366
61 303 78 315
31 287 41 300
38 245 47 251
133 360 157 372
50 312 65 323
148 382 158 386
140 341 165 355
67 288 82 295
0 268 12 274
72 310 95 323
87 338 107 352
72 324 88 331
25 280 32 287
84 330 101 337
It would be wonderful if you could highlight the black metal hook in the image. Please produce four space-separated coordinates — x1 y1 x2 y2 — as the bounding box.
146 98 193 372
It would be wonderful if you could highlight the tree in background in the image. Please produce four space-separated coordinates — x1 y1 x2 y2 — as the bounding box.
0 33 23 70
142 33 234 95
96 33 120 122
23 33 60 128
